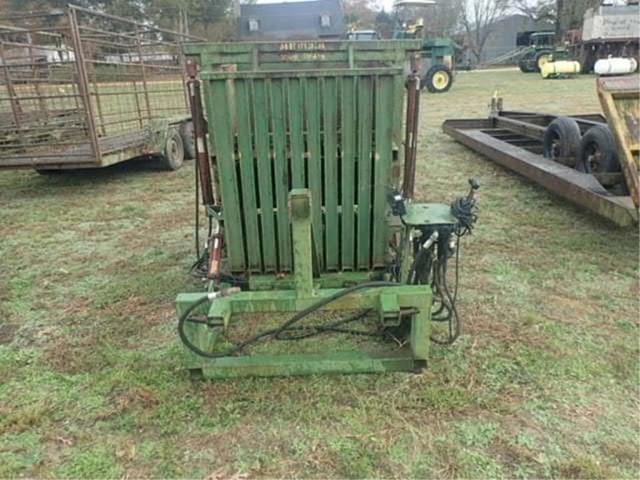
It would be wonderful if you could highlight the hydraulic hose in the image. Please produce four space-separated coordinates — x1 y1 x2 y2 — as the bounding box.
177 281 402 359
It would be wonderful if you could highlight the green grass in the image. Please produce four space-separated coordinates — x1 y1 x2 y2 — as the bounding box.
0 69 638 478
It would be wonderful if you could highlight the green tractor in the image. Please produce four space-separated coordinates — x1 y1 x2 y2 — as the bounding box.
392 0 456 93
518 31 556 73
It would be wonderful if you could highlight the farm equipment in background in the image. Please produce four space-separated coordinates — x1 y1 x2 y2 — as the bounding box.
518 1 640 76
392 0 457 93
518 31 558 73
177 40 479 378
0 5 198 172
443 75 639 227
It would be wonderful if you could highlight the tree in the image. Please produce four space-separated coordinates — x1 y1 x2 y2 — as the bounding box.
343 0 378 30
422 0 464 37
460 0 511 63
513 0 555 23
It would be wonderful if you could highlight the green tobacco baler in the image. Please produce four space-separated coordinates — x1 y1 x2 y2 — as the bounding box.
177 40 478 378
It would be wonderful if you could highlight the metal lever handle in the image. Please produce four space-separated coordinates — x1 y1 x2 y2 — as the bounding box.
466 178 480 201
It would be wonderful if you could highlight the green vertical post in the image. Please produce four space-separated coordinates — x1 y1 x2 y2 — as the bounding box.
323 77 339 270
289 189 313 298
372 75 394 267
356 75 373 269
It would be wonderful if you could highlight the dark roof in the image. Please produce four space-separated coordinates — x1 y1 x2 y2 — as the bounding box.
239 0 345 40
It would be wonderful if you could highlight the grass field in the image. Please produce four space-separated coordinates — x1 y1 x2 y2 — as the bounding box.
0 69 638 478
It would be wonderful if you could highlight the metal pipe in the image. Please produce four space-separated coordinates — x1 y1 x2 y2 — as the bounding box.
402 66 420 199
68 7 101 164
186 59 216 207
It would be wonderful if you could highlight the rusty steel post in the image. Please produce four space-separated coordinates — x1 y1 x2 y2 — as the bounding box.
68 7 101 163
186 59 216 207
403 67 421 199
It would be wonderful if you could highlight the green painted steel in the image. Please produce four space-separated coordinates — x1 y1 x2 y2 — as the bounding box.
176 281 432 378
340 76 356 269
356 76 373 269
303 78 324 270
252 79 277 272
188 42 418 274
206 81 245 271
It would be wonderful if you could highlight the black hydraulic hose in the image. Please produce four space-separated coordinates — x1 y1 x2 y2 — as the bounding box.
178 281 402 359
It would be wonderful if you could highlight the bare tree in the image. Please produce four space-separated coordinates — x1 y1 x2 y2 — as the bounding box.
513 0 556 23
460 0 511 63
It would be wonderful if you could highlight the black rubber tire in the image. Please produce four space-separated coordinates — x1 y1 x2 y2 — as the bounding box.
543 117 582 167
423 64 453 93
518 54 536 73
576 125 620 173
159 127 185 171
519 62 534 73
179 120 195 160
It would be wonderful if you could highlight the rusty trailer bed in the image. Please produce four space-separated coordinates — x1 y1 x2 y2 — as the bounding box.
442 117 638 227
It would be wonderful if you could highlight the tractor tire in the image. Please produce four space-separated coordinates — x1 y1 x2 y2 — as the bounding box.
576 125 620 173
543 117 582 167
519 54 536 73
423 64 453 93
535 51 553 72
159 127 185 171
179 120 196 160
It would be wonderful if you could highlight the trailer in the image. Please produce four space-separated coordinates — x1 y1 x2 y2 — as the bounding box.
443 76 639 227
0 5 198 172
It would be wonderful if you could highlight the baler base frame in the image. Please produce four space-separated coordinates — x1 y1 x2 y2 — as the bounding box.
176 286 431 379
177 189 437 379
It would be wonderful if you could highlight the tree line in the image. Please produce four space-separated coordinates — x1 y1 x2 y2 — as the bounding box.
3 0 604 58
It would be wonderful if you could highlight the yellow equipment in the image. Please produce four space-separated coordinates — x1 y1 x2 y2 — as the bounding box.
541 60 582 79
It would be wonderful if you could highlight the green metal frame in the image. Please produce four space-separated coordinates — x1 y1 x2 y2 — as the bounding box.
177 41 451 378
177 190 438 378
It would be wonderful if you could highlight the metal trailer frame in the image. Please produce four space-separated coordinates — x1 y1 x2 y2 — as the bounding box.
177 40 466 378
0 5 200 170
443 93 638 227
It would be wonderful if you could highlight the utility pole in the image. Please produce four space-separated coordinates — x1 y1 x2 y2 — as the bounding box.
555 0 564 39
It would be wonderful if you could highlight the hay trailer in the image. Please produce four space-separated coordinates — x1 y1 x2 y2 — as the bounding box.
443 76 639 227
0 5 197 172
176 40 480 379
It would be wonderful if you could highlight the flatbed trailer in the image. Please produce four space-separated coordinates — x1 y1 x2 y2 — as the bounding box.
443 78 639 227
0 5 199 171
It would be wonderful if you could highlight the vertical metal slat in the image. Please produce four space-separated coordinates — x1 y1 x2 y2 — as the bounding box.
234 79 262 271
304 77 324 271
372 75 394 266
322 76 339 271
270 79 292 271
356 75 373 269
288 78 305 188
340 76 356 269
253 78 277 272
208 79 246 271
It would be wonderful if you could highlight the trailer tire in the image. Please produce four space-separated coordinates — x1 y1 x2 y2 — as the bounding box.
576 125 620 173
160 128 185 171
423 64 453 93
543 117 581 167
179 120 195 160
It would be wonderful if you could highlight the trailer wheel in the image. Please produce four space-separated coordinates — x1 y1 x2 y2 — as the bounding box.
179 120 195 160
576 125 620 174
160 128 185 170
423 64 453 93
543 117 581 167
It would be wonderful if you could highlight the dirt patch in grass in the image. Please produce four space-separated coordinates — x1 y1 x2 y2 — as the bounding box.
0 323 19 344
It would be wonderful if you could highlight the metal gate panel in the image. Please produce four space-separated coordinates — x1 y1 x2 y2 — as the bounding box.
203 69 404 274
